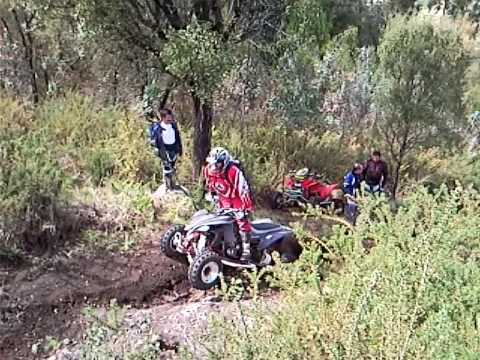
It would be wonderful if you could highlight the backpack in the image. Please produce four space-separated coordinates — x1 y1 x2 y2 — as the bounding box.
148 122 178 149
148 123 161 148
225 160 256 205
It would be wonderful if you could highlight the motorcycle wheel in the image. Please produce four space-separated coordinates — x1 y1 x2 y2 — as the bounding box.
189 251 223 290
270 191 285 210
160 224 187 263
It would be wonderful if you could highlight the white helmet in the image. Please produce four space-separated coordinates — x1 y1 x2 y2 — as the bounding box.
206 147 231 172
295 168 309 180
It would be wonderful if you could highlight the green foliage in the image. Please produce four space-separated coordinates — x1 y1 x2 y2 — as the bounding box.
0 97 70 256
162 22 233 102
286 0 332 52
197 188 480 359
86 147 115 186
376 15 466 138
141 81 161 118
375 14 467 195
75 180 156 253
0 94 162 257
112 181 155 219
33 94 120 177
110 113 161 182
324 27 360 73
33 94 160 183
268 48 326 126
268 0 333 126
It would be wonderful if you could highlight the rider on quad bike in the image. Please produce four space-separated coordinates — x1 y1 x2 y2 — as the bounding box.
203 147 254 263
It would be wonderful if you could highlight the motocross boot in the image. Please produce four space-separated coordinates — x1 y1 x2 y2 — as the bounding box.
239 231 252 263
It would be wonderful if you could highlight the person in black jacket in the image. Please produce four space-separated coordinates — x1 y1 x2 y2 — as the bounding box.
363 150 388 192
149 108 183 189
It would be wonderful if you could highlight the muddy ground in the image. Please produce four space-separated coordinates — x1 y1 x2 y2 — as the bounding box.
0 238 190 360
0 204 333 360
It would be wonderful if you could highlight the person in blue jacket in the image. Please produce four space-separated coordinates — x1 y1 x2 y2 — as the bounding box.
343 163 363 197
343 163 363 225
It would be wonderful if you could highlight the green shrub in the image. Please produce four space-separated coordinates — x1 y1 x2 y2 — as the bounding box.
110 113 161 182
0 98 70 256
35 94 118 149
32 94 161 184
86 146 116 186
407 148 480 190
195 187 480 359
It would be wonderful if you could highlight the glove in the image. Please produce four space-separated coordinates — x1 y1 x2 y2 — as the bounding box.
205 192 213 203
205 192 219 205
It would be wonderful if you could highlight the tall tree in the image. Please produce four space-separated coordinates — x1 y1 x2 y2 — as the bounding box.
375 15 467 198
79 0 287 177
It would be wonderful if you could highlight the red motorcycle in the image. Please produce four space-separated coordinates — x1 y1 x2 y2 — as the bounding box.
271 168 344 213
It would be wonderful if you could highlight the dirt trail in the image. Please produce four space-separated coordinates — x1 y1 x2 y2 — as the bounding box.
0 207 309 359
0 243 188 360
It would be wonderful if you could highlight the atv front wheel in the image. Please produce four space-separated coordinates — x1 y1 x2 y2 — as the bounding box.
188 251 223 290
160 225 187 263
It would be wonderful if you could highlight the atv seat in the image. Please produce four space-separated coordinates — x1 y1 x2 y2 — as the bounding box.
252 221 283 232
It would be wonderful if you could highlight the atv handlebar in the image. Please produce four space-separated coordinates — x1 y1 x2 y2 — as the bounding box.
217 208 249 218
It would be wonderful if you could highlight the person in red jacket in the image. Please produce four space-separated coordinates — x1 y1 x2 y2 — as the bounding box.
203 147 254 262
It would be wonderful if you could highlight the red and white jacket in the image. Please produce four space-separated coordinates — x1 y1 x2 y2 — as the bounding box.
203 163 254 211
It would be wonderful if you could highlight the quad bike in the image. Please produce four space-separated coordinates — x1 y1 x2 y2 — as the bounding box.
160 208 301 290
271 169 344 214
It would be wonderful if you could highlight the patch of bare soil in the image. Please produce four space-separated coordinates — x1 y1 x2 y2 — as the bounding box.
0 241 187 360
0 204 307 360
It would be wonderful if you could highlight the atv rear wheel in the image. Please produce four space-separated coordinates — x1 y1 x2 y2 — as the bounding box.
333 199 345 215
189 251 223 290
271 191 285 210
160 224 187 263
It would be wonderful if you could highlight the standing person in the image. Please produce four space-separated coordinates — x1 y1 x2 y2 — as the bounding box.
203 147 254 263
148 108 183 190
363 150 388 193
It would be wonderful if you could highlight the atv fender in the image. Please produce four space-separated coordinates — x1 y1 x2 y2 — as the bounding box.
258 231 292 251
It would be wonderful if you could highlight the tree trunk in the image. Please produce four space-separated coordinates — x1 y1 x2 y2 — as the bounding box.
160 87 171 109
392 158 402 200
192 93 213 179
43 65 50 96
112 68 119 105
12 9 39 104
